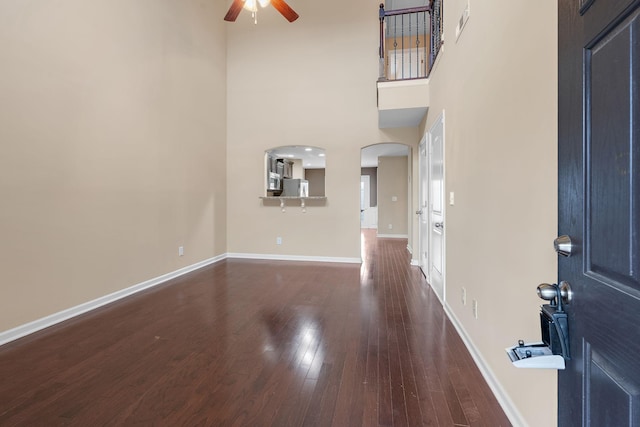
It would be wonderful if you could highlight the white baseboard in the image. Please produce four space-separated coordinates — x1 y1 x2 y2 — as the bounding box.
0 252 360 347
376 233 409 239
407 245 420 266
227 253 361 264
0 250 524 427
444 302 526 427
0 254 226 347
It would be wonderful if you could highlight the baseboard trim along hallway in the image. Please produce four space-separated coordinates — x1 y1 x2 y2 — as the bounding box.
0 231 510 425
0 255 225 346
0 253 360 347
227 253 362 264
444 303 524 426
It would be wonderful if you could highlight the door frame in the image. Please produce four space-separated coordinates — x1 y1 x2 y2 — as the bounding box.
387 47 428 80
426 110 446 304
418 134 430 282
360 175 377 229
360 143 412 255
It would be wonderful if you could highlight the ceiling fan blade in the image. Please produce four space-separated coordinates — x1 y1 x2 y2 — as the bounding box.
271 0 299 22
224 0 244 22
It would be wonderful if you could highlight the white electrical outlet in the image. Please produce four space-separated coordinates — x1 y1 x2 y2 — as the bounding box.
461 287 467 305
449 192 455 206
276 237 282 245
388 224 393 230
472 299 478 319
178 246 184 256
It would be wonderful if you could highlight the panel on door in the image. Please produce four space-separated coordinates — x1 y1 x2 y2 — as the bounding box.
558 0 640 424
360 175 370 227
429 113 445 303
418 138 430 278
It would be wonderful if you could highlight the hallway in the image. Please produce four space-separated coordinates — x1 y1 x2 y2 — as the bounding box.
0 231 509 426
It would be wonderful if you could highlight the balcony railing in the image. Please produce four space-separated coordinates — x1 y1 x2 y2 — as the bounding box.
378 0 443 82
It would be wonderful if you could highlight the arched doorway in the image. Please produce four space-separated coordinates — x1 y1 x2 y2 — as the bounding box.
360 143 411 258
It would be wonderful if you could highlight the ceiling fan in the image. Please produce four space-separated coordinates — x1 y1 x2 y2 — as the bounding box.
224 0 299 23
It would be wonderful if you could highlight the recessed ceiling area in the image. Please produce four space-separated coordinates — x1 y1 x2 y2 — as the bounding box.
267 144 409 169
268 146 326 169
379 107 428 129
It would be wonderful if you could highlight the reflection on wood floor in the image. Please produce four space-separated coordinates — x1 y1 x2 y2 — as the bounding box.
0 229 510 426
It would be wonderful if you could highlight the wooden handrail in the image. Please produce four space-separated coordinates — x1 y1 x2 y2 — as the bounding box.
383 6 431 17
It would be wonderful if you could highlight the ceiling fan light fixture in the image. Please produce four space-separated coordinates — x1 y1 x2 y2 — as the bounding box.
243 0 270 12
224 0 297 23
243 0 257 12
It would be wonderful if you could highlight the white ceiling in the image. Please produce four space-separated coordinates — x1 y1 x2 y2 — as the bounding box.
378 107 427 129
268 146 326 169
386 0 430 10
361 143 409 168
268 144 409 169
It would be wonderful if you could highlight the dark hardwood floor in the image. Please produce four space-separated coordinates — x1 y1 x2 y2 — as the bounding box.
0 230 510 426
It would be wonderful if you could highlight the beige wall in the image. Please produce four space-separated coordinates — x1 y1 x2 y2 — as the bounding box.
385 35 430 79
305 169 325 197
0 0 228 331
226 1 418 259
422 0 559 425
360 167 378 206
385 35 430 59
291 159 304 179
377 156 409 235
0 0 559 424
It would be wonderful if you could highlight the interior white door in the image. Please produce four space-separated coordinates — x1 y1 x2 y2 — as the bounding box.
418 137 430 281
429 112 445 303
387 48 427 80
360 175 376 229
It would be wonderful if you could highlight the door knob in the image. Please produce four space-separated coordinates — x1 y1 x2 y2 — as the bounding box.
434 222 443 229
537 281 573 305
554 235 573 257
416 209 423 215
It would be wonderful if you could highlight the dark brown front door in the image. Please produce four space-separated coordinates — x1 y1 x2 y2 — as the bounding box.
558 0 640 424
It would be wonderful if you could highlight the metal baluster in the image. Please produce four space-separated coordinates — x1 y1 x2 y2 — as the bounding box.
409 13 413 78
393 17 398 80
379 3 385 81
379 4 434 81
415 15 419 78
423 10 428 76
401 13 404 79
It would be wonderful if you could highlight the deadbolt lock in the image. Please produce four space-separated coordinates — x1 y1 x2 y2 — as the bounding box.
554 235 573 257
